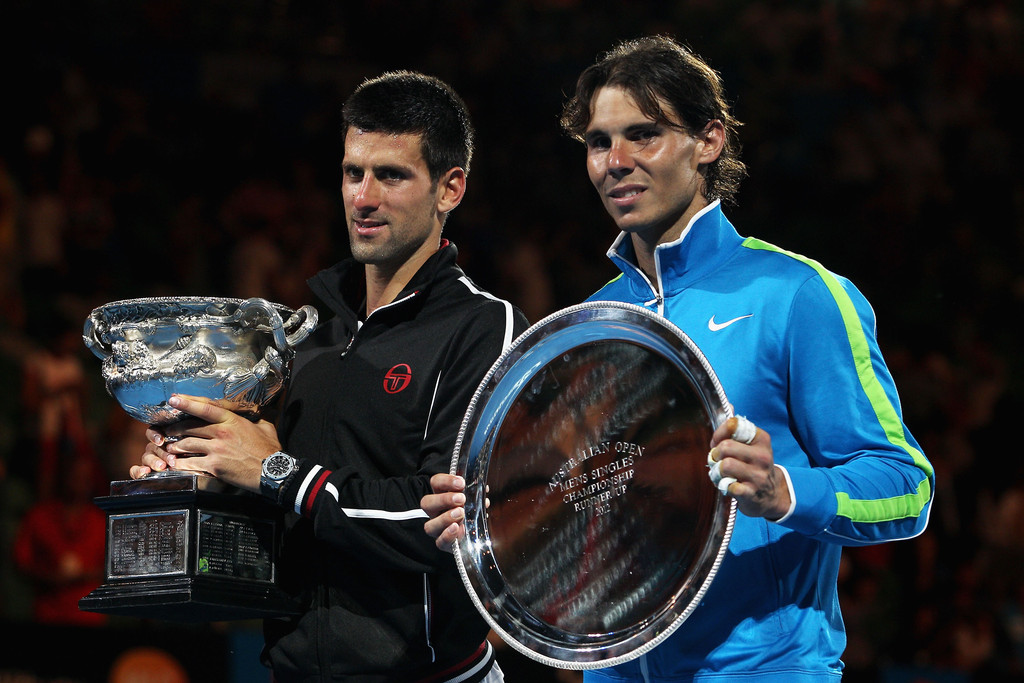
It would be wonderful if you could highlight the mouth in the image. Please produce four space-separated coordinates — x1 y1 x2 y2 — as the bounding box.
607 185 645 206
353 217 387 236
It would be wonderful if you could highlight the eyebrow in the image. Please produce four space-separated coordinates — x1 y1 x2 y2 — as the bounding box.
342 161 414 177
585 121 661 143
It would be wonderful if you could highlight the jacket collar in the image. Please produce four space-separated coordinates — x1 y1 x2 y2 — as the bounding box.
307 240 460 323
606 200 743 297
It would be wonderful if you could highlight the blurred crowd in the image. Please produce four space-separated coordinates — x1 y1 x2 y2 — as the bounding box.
1 1 1022 681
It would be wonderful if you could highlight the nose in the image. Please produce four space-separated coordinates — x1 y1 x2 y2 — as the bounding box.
606 138 634 178
350 176 379 213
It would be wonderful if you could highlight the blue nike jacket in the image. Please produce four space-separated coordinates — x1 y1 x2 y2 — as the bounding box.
584 200 933 682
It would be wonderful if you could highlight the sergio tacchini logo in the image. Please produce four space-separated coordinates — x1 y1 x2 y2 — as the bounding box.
383 363 413 394
708 314 753 332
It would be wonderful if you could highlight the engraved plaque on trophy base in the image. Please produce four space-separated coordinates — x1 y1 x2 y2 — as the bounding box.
79 472 300 622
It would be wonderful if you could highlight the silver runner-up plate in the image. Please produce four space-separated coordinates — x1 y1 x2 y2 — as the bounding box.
452 301 737 669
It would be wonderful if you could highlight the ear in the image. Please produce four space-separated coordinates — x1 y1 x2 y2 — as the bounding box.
697 120 726 165
436 167 467 214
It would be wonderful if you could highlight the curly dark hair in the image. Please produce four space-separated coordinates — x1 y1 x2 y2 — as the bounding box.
561 36 746 204
342 71 474 182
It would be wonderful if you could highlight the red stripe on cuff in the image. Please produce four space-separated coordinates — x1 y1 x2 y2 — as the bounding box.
302 470 332 516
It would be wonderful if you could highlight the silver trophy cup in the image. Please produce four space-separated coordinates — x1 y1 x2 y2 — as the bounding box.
79 296 317 622
83 296 317 424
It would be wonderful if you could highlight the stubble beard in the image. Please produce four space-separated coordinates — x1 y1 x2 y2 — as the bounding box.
348 208 437 270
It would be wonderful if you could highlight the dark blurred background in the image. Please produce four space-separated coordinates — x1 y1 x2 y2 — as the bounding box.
0 1 1021 682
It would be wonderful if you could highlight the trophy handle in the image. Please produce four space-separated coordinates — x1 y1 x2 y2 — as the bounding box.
83 311 111 360
283 304 318 350
232 298 318 359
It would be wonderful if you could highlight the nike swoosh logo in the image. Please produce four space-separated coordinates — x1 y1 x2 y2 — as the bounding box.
708 314 753 332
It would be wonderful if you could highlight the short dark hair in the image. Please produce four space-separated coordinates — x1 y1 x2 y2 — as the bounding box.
561 35 746 204
342 71 474 182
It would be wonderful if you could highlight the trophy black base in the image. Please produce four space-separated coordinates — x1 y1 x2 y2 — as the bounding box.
79 575 299 622
80 472 301 623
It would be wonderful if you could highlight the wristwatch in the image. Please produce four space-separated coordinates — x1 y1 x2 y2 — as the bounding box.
260 451 298 499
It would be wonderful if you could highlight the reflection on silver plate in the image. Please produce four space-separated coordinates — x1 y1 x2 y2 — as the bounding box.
452 301 736 669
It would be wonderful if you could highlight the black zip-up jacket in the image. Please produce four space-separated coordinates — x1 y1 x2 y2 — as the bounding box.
261 242 528 682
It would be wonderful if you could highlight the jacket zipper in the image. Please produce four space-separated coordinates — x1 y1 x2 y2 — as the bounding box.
651 248 666 315
638 272 664 314
339 320 361 358
640 652 652 682
340 291 419 358
651 291 665 315
612 247 664 315
423 573 437 662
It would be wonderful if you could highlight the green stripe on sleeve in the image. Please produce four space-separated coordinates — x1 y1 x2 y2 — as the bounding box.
742 238 933 523
836 478 932 523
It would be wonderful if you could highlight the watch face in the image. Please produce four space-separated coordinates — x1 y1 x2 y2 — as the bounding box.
265 454 293 479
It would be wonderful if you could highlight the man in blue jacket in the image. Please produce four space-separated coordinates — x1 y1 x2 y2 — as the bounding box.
423 36 933 682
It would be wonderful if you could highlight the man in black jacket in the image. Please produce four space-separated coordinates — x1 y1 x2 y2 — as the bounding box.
131 71 528 682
